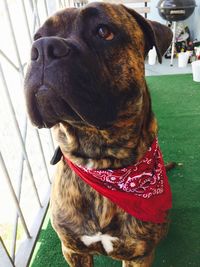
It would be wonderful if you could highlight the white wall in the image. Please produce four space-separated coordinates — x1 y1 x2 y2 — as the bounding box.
147 0 165 23
148 0 200 40
186 0 200 40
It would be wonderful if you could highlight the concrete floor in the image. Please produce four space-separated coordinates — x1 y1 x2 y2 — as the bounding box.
145 57 192 76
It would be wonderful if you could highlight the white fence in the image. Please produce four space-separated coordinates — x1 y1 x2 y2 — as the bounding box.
0 1 73 266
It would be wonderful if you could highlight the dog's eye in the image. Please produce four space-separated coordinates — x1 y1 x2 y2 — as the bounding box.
97 26 114 41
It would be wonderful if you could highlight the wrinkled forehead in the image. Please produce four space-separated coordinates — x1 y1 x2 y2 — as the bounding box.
34 3 140 38
34 7 78 38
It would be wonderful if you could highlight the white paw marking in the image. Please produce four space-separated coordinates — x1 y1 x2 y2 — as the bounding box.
81 232 102 246
81 232 118 253
101 234 118 253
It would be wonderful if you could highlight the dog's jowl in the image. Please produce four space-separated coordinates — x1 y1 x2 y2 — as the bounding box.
24 3 173 266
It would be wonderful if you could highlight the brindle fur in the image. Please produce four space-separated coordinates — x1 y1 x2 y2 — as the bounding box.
24 2 173 266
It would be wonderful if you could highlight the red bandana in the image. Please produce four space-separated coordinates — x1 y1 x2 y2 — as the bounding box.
65 138 172 223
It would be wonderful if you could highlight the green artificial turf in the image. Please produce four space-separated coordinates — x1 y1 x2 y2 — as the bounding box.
30 74 200 267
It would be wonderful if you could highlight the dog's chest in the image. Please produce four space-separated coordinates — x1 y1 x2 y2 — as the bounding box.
51 161 118 227
50 160 166 257
50 161 123 254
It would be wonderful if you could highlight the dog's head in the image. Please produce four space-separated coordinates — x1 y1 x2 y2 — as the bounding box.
24 2 172 130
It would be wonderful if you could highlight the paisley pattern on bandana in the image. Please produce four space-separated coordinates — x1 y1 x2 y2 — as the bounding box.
65 138 172 223
77 139 164 199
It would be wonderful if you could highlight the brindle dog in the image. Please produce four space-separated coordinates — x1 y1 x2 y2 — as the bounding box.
24 2 173 266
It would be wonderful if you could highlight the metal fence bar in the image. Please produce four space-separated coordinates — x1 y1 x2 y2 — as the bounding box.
0 153 31 238
3 0 24 75
10 117 28 260
58 0 69 9
58 0 63 8
35 129 52 184
0 237 15 267
28 0 37 35
11 157 25 261
15 191 50 267
0 50 19 71
33 0 41 27
44 0 49 17
29 0 34 10
32 11 38 35
0 64 42 207
20 0 33 43
49 130 55 150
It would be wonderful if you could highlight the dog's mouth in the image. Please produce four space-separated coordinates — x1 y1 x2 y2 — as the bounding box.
25 57 117 129
26 84 82 128
26 82 117 129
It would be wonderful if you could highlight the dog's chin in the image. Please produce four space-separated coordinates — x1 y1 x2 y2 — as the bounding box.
32 100 79 129
26 83 117 130
31 103 113 130
26 85 76 129
28 95 105 130
28 106 60 129
32 117 57 129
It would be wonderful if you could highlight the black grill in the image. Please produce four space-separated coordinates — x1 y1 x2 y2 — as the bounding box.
157 0 196 21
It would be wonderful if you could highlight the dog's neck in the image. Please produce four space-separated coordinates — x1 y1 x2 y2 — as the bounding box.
53 85 157 169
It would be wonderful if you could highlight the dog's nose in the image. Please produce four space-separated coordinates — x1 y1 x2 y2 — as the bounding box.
31 37 70 62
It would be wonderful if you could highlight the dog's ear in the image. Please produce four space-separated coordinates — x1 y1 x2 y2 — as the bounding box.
122 5 173 63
